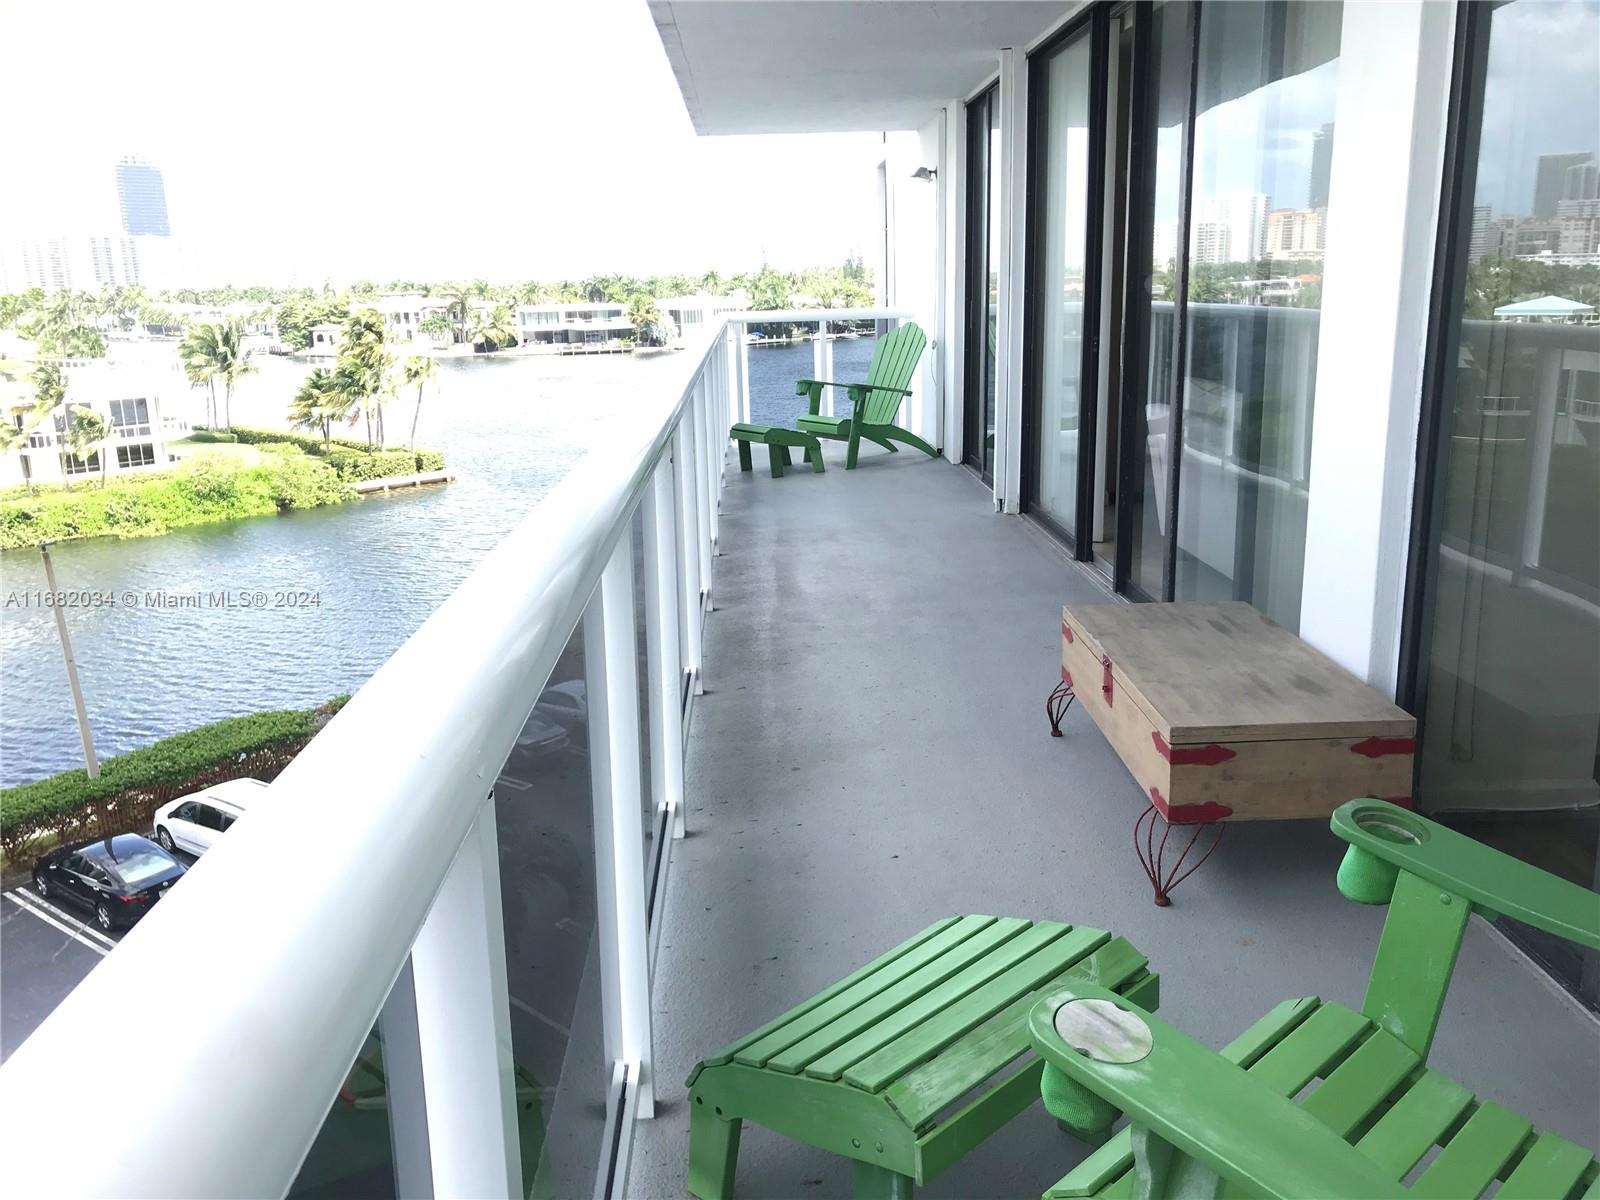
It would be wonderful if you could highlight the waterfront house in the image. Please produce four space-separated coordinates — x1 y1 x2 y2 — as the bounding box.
370 291 457 345
516 300 635 346
304 321 342 357
1 354 190 488
659 290 749 339
2 3 1595 1199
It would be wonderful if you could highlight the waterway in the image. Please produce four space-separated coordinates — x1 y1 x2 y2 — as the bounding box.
0 334 875 785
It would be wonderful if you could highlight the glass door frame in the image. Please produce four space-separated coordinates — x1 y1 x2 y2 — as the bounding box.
1020 0 1200 605
1397 0 1599 1006
963 81 1000 483
1396 0 1490 721
1021 3 1108 555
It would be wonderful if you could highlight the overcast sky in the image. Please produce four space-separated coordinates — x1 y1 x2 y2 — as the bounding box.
0 0 885 287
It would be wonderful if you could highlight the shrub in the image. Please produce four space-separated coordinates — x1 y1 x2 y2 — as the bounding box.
0 698 350 868
267 453 354 510
0 456 347 549
321 446 419 481
187 428 239 443
230 426 446 479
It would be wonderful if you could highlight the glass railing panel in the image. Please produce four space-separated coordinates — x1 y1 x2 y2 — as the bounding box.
495 620 608 1199
629 508 656 897
285 985 403 1199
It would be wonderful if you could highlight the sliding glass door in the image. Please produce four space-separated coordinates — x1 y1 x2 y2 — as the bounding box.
1171 1 1341 632
1407 0 1600 1006
964 84 1000 482
1027 18 1098 543
1023 0 1339 626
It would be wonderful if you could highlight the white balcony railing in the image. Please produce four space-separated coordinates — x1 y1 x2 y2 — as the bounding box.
0 309 909 1200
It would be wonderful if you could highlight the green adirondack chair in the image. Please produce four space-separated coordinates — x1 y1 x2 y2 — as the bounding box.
794 322 936 470
1029 799 1600 1200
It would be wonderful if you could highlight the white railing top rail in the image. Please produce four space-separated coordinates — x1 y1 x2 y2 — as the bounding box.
726 306 912 324
0 307 909 1199
0 321 722 1198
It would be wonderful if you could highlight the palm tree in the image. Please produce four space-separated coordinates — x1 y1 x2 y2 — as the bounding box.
179 323 221 427
62 404 109 490
628 295 668 347
469 304 518 353
338 310 391 447
20 291 106 358
288 368 345 446
180 317 257 429
417 312 453 346
398 356 436 456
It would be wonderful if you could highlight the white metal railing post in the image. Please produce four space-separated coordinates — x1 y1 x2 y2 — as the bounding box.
643 455 686 839
703 372 721 553
692 380 714 607
673 421 704 696
737 324 752 423
812 320 826 419
584 535 655 1117
409 798 523 1199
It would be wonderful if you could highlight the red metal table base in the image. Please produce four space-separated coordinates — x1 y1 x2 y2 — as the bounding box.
1046 679 1075 737
1134 803 1225 906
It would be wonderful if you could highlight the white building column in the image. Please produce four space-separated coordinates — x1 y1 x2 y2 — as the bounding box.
944 99 968 467
994 46 1029 513
1298 0 1456 694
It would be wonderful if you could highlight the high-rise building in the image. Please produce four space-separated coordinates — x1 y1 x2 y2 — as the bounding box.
1189 192 1268 264
2 235 142 292
1308 123 1334 209
1532 151 1593 217
115 155 171 237
1265 208 1328 261
1562 159 1600 205
1467 205 1495 261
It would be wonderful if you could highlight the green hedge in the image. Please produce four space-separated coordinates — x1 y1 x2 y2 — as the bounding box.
187 428 239 443
231 426 445 476
0 697 349 867
231 426 370 454
0 454 353 548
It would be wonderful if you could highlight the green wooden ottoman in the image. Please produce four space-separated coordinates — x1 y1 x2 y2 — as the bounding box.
685 915 1159 1199
729 422 826 478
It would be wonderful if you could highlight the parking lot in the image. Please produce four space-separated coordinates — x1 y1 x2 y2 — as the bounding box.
2 841 199 1062
1 885 123 1060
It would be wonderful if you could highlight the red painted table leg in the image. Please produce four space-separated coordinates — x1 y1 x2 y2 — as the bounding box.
1133 804 1225 907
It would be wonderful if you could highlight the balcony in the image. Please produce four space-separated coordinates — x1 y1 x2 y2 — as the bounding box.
0 314 1593 1199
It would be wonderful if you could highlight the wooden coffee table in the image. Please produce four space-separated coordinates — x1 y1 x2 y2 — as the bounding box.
1054 602 1415 904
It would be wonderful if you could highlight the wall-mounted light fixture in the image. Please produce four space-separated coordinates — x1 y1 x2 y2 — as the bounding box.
911 166 938 181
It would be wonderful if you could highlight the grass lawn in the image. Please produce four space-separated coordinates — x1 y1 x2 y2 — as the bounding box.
165 438 269 466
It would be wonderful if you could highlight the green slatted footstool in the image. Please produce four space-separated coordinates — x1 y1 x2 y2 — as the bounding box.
685 915 1159 1199
730 423 826 478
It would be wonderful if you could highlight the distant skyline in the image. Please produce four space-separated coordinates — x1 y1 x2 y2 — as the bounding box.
0 1 885 288
1475 0 1600 216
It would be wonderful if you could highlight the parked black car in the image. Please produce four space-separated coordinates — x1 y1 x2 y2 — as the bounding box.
32 834 186 931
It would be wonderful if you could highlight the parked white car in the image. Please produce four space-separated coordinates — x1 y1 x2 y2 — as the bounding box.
152 778 269 856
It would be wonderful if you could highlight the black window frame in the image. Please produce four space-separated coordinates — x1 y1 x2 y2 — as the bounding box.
1017 0 1200 603
962 80 1000 482
1020 2 1109 557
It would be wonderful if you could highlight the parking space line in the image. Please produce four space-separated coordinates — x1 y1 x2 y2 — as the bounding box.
5 890 114 954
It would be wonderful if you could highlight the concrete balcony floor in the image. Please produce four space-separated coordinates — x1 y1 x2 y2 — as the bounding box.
631 444 1599 1199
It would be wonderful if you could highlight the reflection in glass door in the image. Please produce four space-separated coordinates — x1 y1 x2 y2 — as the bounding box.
964 84 1000 482
1028 19 1097 543
1409 0 1600 1006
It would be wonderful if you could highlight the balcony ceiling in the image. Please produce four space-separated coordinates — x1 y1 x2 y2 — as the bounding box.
649 1 1072 133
